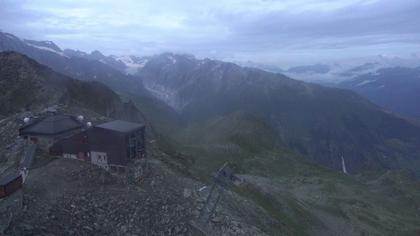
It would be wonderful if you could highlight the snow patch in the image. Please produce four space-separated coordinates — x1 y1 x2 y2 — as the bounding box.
341 156 348 174
5 34 19 40
137 59 149 68
356 79 376 87
143 83 186 111
168 55 177 64
26 43 67 57
113 55 149 75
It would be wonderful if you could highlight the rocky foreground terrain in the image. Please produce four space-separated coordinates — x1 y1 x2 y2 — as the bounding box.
0 110 273 235
3 152 272 235
6 157 194 235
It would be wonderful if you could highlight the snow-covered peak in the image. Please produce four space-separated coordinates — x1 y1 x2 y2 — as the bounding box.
2 32 20 41
23 39 62 52
22 39 68 57
25 43 67 58
26 43 65 56
42 41 55 46
63 49 88 58
90 50 105 58
161 53 197 64
356 79 376 87
168 55 177 64
281 55 420 84
112 55 149 75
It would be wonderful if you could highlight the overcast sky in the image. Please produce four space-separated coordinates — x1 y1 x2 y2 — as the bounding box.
1 0 419 67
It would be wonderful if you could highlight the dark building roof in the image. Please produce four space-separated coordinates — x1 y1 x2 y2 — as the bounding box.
0 172 21 186
96 120 144 133
19 114 84 136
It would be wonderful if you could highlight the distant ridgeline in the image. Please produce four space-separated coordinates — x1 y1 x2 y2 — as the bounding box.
338 66 420 119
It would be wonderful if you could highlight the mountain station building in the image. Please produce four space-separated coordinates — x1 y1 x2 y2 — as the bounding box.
19 114 85 150
20 114 146 170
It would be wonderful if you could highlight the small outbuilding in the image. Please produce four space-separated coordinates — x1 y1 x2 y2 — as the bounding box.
88 120 146 169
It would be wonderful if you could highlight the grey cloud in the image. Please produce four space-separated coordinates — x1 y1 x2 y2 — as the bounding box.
226 0 420 45
0 0 419 67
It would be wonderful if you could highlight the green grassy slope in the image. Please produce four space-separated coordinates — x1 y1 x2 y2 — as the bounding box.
137 55 420 175
130 99 420 235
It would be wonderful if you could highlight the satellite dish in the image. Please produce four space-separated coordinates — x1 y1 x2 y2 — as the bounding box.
23 117 30 123
77 115 84 121
86 122 92 127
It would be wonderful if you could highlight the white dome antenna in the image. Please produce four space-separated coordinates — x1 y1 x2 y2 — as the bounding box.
77 115 84 121
86 122 92 127
23 117 30 123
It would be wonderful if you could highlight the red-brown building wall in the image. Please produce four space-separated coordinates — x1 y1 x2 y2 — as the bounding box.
0 187 5 197
0 175 22 198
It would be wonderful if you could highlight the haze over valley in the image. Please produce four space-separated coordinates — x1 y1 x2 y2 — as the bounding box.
1 0 420 235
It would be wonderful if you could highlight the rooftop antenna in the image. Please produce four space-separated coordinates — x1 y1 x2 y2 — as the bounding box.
86 122 92 127
23 117 30 123
77 115 84 121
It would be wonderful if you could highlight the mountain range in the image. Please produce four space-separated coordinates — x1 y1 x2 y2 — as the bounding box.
136 53 420 175
0 32 146 94
0 51 143 122
2 31 420 235
277 57 420 119
338 66 420 119
282 55 420 82
1 31 420 175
